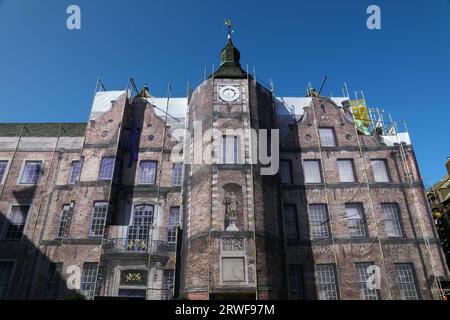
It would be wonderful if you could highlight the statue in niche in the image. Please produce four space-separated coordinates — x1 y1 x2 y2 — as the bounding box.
224 191 239 231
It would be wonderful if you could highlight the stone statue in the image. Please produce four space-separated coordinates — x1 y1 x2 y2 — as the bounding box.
225 192 237 218
224 191 238 231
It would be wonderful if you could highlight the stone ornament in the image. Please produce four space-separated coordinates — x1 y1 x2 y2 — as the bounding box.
222 238 244 251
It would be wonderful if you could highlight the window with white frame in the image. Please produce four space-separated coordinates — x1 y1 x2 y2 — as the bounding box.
43 262 61 300
222 135 238 164
4 205 30 240
56 204 72 239
394 263 419 300
316 264 339 300
288 264 304 299
127 205 154 250
162 269 174 300
0 261 14 300
280 160 293 184
319 128 336 147
303 160 322 184
89 202 108 237
371 159 390 182
98 157 115 180
345 203 366 237
68 158 83 184
167 207 180 243
80 262 98 300
338 159 356 183
0 161 8 184
283 204 298 239
172 163 183 186
20 161 42 184
139 161 157 184
308 204 329 239
355 262 379 300
382 203 402 237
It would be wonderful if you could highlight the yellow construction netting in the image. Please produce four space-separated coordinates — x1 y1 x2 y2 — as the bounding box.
350 98 371 135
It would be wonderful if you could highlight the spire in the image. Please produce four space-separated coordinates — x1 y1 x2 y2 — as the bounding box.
210 19 247 79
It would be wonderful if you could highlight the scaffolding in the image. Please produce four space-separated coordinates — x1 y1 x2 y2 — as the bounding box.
347 89 445 300
348 98 394 300
396 134 444 300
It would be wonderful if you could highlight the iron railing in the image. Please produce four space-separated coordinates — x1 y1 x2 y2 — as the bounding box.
102 238 175 255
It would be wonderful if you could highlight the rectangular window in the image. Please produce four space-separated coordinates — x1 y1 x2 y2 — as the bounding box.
80 262 98 300
44 263 61 300
167 207 180 243
308 204 330 239
121 129 131 149
288 264 304 299
382 203 402 237
345 203 367 237
4 205 30 240
127 205 154 251
20 161 42 184
68 158 83 184
304 160 322 184
280 160 293 184
319 128 336 147
371 159 390 182
316 264 339 300
90 202 108 237
56 204 73 239
172 163 183 186
283 204 298 239
394 264 419 300
162 270 174 300
355 262 379 300
98 157 115 180
0 161 8 184
122 128 140 150
139 161 157 184
338 159 356 182
222 135 238 164
0 261 14 300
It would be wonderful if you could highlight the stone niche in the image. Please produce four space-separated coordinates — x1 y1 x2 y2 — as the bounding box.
222 183 243 231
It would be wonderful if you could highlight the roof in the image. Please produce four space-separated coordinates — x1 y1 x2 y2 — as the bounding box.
275 96 348 117
145 97 188 119
431 174 450 192
0 123 86 137
90 90 129 120
210 38 247 79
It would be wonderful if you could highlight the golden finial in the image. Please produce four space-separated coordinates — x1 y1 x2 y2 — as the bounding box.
224 19 233 39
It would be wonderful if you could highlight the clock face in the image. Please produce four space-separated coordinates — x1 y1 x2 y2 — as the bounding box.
218 85 240 102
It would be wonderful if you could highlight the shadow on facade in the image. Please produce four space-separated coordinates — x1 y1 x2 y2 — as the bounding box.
278 101 318 300
110 97 146 227
99 96 168 299
0 187 78 300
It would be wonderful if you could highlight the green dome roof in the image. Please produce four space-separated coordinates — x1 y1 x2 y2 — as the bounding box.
210 37 247 79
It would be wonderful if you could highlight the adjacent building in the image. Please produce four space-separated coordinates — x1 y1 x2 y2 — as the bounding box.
0 34 448 300
427 159 450 274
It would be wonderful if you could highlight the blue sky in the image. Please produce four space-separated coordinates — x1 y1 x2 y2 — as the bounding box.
0 0 449 184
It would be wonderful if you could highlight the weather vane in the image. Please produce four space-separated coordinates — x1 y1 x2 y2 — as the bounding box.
224 19 234 39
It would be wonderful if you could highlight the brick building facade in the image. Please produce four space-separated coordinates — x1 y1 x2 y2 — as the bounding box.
0 36 448 300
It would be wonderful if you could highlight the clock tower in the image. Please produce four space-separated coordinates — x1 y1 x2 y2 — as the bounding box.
180 22 287 300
